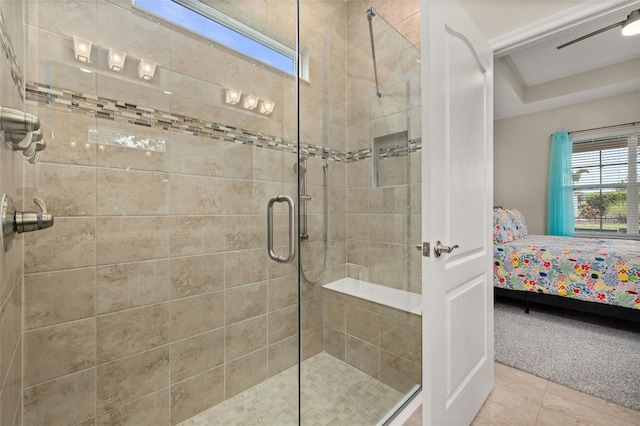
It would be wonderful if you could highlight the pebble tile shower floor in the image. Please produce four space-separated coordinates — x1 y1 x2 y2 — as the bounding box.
178 352 403 425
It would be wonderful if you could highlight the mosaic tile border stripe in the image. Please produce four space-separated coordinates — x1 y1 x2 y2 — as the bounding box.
26 82 421 163
0 11 24 99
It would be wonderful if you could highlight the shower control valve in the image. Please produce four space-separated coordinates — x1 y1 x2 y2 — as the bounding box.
15 198 54 234
1 195 55 252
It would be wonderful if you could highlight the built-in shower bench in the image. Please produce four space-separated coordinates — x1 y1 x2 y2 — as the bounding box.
321 277 422 395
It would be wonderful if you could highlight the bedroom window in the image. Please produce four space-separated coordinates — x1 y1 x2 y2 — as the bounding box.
572 133 639 238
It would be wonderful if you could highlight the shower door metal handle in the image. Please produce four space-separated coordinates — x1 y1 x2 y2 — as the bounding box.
267 195 295 263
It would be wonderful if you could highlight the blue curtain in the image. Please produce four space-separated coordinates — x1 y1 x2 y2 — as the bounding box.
547 131 575 236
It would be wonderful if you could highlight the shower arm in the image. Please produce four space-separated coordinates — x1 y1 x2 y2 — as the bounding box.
367 7 382 98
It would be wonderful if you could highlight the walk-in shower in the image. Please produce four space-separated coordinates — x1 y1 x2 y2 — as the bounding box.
0 0 422 424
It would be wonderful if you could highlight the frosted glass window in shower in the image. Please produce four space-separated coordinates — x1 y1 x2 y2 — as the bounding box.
373 131 409 187
134 0 296 75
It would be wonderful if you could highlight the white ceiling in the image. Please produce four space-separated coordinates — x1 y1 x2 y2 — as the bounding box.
464 0 640 120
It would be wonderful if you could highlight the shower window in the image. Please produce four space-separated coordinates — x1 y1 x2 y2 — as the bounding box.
134 0 305 77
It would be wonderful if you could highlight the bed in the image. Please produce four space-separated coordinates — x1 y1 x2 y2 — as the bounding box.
493 208 640 322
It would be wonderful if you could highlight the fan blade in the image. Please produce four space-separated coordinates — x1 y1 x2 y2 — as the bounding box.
557 20 625 49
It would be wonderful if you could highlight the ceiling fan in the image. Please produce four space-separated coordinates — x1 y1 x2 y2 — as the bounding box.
557 9 640 49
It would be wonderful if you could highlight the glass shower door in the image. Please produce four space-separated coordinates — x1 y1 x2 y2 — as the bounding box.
299 1 422 424
22 0 302 424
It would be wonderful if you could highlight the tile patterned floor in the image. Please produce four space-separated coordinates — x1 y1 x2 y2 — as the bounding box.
404 362 640 426
179 352 404 426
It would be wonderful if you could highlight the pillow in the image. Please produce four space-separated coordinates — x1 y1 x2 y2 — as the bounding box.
493 208 516 244
506 209 528 239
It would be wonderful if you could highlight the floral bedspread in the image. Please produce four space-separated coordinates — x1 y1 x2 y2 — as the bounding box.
494 235 640 310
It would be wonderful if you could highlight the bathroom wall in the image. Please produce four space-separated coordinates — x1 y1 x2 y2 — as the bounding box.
343 1 422 295
21 0 347 424
494 91 640 235
0 1 25 424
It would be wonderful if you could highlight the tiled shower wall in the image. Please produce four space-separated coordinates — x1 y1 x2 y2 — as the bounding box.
21 0 347 424
0 1 25 425
344 1 422 294
19 0 422 424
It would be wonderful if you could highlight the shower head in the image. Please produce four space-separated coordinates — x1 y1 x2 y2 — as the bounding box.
293 155 308 175
293 161 306 175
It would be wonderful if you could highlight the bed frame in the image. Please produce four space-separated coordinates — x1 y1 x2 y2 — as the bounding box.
494 287 640 323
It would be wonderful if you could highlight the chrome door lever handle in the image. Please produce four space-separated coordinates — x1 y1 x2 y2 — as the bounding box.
433 240 459 258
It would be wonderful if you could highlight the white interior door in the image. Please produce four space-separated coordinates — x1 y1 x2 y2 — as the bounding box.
421 1 494 425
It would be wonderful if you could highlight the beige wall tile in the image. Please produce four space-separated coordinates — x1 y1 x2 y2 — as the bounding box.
379 350 421 393
96 0 170 67
170 132 225 178
379 315 421 364
268 275 297 311
224 248 268 288
169 74 225 125
171 292 224 341
26 29 97 95
171 367 225 425
25 163 96 216
29 106 97 166
368 242 403 273
224 144 254 180
323 297 345 331
346 304 380 345
345 335 379 379
96 217 169 265
97 303 169 363
268 335 297 377
225 315 267 361
170 216 225 257
301 299 322 332
225 215 266 251
25 319 96 387
253 146 285 182
302 326 323 360
401 12 420 47
323 326 345 361
96 260 170 315
170 175 225 215
23 369 96 426
170 254 224 298
169 31 226 88
97 168 170 215
97 347 170 413
171 330 224 383
368 215 403 244
25 217 96 273
343 293 379 314
268 305 297 344
0 230 22 308
224 180 266 215
0 282 21 386
0 335 21 426
267 247 298 280
25 268 95 329
226 282 268 325
225 349 268 398
96 389 170 426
